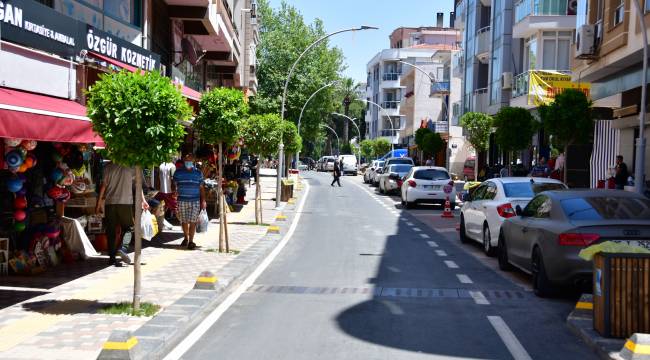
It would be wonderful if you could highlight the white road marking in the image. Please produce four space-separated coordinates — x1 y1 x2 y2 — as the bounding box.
488 316 533 360
456 274 473 284
420 233 430 239
444 260 459 269
437 227 458 233
426 241 438 248
381 300 405 315
469 291 490 305
435 250 447 257
412 227 422 232
0 285 49 292
406 222 414 226
163 181 311 360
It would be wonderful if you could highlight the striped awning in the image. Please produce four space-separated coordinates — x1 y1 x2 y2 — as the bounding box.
590 120 620 188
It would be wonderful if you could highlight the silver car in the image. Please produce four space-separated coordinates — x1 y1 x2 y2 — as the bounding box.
378 164 413 194
498 190 650 297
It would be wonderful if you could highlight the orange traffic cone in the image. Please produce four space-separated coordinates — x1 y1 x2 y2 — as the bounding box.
441 196 454 218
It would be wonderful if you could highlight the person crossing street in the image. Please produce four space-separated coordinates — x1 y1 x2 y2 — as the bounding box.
331 159 342 187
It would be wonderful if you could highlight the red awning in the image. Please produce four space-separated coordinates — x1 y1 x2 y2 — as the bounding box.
0 87 104 144
181 85 201 102
90 51 138 73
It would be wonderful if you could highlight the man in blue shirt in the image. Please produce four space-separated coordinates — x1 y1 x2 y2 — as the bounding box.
173 154 206 250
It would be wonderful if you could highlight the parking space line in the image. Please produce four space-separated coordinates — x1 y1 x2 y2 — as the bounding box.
444 260 459 269
426 241 438 248
435 250 447 257
469 291 490 305
456 274 473 284
487 316 533 360
420 234 430 239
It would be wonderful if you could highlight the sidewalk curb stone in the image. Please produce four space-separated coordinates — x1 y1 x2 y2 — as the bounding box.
97 180 304 360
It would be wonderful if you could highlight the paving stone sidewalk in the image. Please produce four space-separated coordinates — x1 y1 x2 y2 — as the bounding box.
0 169 298 360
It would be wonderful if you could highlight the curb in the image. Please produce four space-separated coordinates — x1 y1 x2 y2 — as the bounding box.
566 294 625 360
97 180 306 360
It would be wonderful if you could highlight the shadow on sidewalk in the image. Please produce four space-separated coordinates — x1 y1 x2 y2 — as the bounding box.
21 299 114 315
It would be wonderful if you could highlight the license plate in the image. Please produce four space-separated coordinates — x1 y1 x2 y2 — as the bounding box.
612 240 650 250
423 185 440 190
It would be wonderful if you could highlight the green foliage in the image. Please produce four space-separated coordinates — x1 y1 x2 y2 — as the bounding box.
360 139 374 159
539 89 593 148
414 128 431 148
86 70 191 166
195 87 248 146
493 107 538 153
460 112 493 152
99 302 160 317
241 114 283 156
282 120 302 154
341 143 352 154
373 138 391 158
421 132 444 157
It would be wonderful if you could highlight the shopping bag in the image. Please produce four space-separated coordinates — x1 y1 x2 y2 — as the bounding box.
197 210 209 233
141 210 155 241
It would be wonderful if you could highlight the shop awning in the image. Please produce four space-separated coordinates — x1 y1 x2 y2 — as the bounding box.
89 52 138 73
181 85 202 101
0 87 104 144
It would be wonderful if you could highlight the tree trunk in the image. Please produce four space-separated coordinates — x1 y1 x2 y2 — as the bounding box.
563 144 569 185
508 151 513 177
133 166 143 312
218 142 225 253
474 151 479 181
255 160 262 224
222 193 230 252
343 103 350 144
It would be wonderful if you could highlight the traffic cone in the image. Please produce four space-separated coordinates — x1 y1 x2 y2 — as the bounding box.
441 196 454 218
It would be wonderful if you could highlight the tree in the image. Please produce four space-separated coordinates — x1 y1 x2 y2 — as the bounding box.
460 112 493 180
493 106 538 174
360 139 374 161
338 78 360 144
241 114 283 224
282 120 302 175
87 70 191 311
373 138 391 159
195 88 248 253
421 132 444 161
414 127 432 163
539 89 593 184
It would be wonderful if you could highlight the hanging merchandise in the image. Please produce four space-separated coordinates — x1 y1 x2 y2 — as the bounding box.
227 145 241 160
4 138 22 148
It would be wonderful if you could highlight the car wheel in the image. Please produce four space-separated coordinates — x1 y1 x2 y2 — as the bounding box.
483 224 496 257
459 215 469 244
379 183 384 194
532 247 554 297
497 232 513 271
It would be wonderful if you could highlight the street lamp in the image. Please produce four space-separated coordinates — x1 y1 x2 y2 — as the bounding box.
332 112 361 163
276 25 378 208
320 124 340 156
358 98 397 153
295 81 340 169
632 0 647 194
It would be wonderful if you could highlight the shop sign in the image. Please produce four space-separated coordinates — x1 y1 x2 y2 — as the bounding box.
85 27 158 71
528 71 591 106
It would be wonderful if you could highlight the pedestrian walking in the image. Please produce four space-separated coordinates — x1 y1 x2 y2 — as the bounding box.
615 155 629 190
173 154 206 250
331 160 342 187
425 158 433 166
95 161 149 266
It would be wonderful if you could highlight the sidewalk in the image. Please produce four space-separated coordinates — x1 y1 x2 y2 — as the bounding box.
0 169 295 360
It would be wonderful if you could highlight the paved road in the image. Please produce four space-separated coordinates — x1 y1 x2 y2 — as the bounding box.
174 171 596 360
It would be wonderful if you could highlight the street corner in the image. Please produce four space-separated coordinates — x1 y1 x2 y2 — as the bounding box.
567 294 625 360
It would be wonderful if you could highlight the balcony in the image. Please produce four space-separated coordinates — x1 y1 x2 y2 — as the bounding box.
513 0 576 39
380 129 400 144
452 51 464 78
472 88 488 113
430 81 451 96
382 100 401 116
510 70 572 108
475 26 491 63
451 101 461 126
381 72 403 89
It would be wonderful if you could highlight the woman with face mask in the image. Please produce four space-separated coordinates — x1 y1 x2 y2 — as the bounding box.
172 153 207 249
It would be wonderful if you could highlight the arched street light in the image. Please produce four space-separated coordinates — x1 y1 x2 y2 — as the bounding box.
632 0 647 194
332 112 361 163
275 25 378 208
358 98 397 153
320 124 340 156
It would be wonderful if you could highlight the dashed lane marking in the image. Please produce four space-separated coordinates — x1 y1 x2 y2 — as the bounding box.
426 241 438 248
488 316 533 360
412 227 422 232
406 222 414 226
435 250 448 257
420 234 430 239
444 260 459 269
470 291 490 305
456 274 473 284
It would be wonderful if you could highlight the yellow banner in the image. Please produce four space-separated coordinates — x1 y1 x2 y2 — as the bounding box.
528 71 591 106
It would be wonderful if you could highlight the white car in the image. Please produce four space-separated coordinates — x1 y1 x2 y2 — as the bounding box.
365 160 385 185
378 164 413 194
364 160 381 183
400 166 456 209
339 154 358 175
459 177 567 256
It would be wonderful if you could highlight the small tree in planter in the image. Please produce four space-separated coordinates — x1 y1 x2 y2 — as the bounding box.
241 114 283 224
360 139 374 161
373 138 392 159
421 131 444 163
194 88 248 253
87 70 191 311
493 106 538 175
282 121 302 175
539 89 593 184
460 112 493 180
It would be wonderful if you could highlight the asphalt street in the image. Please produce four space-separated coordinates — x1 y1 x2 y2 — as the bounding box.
176 171 597 360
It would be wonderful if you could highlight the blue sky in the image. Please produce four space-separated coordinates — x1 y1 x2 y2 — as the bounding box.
266 0 455 83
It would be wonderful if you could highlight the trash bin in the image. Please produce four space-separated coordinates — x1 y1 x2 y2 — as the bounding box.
280 179 294 202
593 252 650 338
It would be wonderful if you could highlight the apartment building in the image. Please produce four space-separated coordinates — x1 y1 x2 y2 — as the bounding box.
572 0 649 189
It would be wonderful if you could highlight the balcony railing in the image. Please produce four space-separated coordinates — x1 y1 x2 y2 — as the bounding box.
472 87 488 113
515 0 569 23
382 73 400 81
475 26 491 58
512 70 572 98
380 129 399 137
383 100 401 109
430 81 451 96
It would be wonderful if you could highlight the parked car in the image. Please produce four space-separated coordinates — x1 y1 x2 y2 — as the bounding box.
339 154 358 175
364 160 385 184
459 177 567 256
384 156 414 167
324 157 336 171
316 157 326 171
498 190 650 297
400 166 456 209
463 157 476 181
379 164 413 194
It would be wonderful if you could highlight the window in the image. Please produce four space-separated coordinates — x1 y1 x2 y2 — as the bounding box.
646 0 650 12
524 35 538 71
413 169 450 181
561 197 650 220
614 0 624 26
484 182 498 200
523 195 551 218
471 184 488 200
541 32 572 70
503 182 567 197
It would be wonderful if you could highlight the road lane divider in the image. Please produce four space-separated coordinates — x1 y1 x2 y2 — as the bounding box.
420 234 430 239
487 316 533 360
426 241 438 248
444 260 459 269
456 274 473 284
469 291 490 305
435 250 447 257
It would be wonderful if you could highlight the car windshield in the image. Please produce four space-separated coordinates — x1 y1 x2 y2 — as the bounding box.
327 159 335 163
561 196 650 220
414 169 449 180
376 161 385 167
503 182 566 198
390 165 412 173
388 159 412 165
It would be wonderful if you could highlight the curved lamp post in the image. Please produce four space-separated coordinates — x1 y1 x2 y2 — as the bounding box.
632 0 647 194
332 112 361 163
320 124 340 156
358 98 396 154
276 26 378 208
294 81 340 169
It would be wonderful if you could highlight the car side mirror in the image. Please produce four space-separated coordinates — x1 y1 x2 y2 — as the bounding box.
515 205 523 216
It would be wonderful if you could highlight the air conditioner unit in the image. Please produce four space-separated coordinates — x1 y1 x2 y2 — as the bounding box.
576 24 596 58
501 72 513 90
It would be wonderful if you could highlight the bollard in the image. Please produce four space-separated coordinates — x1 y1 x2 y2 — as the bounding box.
267 226 280 234
275 215 287 221
194 271 218 290
97 330 138 360
620 333 650 360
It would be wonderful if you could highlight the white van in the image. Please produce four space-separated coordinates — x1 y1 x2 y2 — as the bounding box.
339 154 358 175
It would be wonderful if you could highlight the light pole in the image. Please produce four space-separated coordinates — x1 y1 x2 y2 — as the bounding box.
321 124 340 155
633 0 647 194
295 81 340 169
332 112 361 163
276 26 378 208
359 98 397 153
